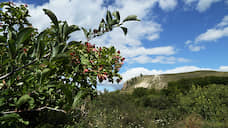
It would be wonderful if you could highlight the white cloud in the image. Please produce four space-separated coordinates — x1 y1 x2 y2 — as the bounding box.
197 0 221 12
28 0 105 31
183 0 222 12
121 67 162 82
130 55 189 64
121 46 175 58
188 44 205 51
185 40 192 45
185 40 205 52
147 34 160 41
196 27 228 42
20 0 182 65
186 15 228 52
219 66 228 71
163 66 211 73
158 0 178 11
217 15 228 28
195 15 228 43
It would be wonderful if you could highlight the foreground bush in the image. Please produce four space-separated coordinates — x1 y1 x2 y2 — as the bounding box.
0 2 139 127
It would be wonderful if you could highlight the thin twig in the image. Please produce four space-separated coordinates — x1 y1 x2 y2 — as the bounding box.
1 106 66 115
0 54 49 80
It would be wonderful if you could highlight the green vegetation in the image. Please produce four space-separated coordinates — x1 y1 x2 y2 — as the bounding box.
166 76 228 95
0 2 139 127
1 2 228 128
76 76 228 128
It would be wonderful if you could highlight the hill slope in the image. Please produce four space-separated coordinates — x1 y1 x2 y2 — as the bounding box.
122 70 228 91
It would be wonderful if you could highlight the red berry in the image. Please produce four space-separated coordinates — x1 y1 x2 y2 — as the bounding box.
103 75 107 80
24 4 28 7
90 60 94 64
83 69 89 74
121 57 125 61
23 48 27 53
87 48 90 52
93 29 98 33
92 48 97 52
116 79 121 83
117 50 120 54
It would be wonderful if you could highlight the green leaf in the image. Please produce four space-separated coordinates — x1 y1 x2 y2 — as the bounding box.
16 27 34 47
67 25 80 36
123 15 140 22
43 9 59 27
68 41 81 47
0 35 6 42
62 21 68 40
51 45 59 59
120 27 128 35
0 113 29 125
61 84 73 104
42 68 51 77
72 91 84 109
110 19 119 26
8 39 16 59
81 55 90 65
99 18 105 31
36 40 45 60
106 10 112 25
51 53 69 63
0 2 8 8
16 94 34 109
112 11 120 23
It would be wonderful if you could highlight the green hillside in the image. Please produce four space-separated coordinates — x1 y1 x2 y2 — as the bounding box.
122 70 228 91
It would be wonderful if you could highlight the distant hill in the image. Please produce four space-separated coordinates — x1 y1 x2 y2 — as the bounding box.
122 70 228 91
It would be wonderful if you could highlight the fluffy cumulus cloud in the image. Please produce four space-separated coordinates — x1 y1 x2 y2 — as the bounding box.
158 0 178 11
121 67 163 82
184 0 222 12
130 55 189 64
196 28 228 42
185 40 205 52
20 0 184 64
217 16 228 27
219 66 228 71
196 15 228 42
186 15 228 51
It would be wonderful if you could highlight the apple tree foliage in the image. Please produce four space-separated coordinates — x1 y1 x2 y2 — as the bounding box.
0 2 139 127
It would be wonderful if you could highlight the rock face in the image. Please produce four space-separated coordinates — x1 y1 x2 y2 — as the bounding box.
122 70 228 91
133 75 167 89
122 74 167 90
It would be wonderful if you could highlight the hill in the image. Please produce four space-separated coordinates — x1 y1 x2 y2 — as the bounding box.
122 70 228 91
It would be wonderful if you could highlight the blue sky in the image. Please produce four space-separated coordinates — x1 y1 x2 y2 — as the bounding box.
3 0 228 91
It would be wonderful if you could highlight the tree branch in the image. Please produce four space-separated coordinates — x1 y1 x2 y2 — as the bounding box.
0 59 37 80
1 106 66 115
0 54 49 80
0 70 14 81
